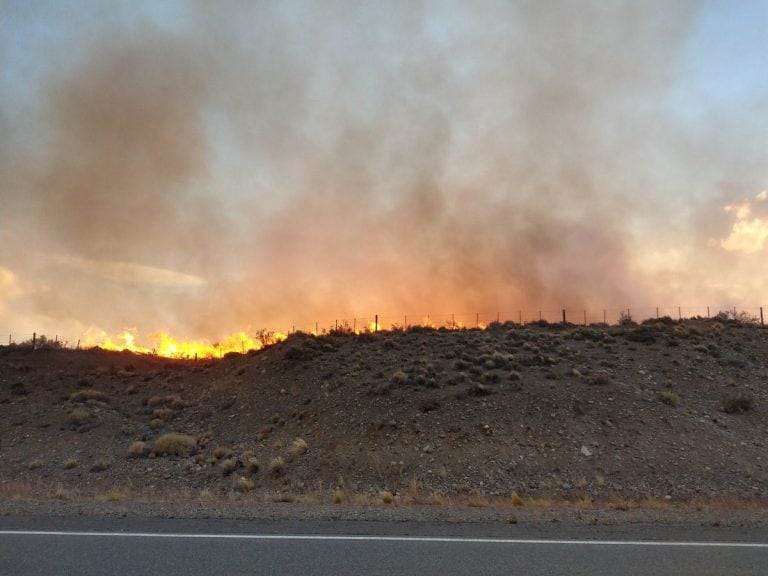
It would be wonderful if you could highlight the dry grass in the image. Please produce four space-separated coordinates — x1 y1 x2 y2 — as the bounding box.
380 490 394 504
27 459 44 470
271 492 295 503
333 488 344 504
152 408 175 422
63 458 79 470
90 459 109 472
220 458 237 475
510 492 524 507
97 487 127 502
245 457 260 474
269 456 285 477
127 441 146 458
213 446 233 460
467 492 489 508
52 485 70 500
68 407 92 425
154 433 196 456
291 438 308 457
70 389 109 403
659 391 680 406
234 476 255 493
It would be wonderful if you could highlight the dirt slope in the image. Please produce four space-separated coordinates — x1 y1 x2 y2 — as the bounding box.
1 319 767 508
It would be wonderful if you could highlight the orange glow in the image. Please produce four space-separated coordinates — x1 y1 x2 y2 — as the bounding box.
86 329 287 359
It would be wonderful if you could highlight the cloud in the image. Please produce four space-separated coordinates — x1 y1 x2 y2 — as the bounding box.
718 191 768 254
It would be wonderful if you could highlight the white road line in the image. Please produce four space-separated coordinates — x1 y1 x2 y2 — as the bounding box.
0 531 766 548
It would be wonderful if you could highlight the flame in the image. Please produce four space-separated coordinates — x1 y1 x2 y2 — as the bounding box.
85 329 287 359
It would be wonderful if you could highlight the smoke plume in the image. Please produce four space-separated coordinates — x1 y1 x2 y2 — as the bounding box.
1 1 765 339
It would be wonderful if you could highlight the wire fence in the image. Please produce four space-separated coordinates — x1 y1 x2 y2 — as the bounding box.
286 305 766 335
4 304 764 353
0 306 765 349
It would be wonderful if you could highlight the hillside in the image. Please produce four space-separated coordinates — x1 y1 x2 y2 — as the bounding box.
1 319 767 511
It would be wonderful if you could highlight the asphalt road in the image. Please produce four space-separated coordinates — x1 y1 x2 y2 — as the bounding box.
1 516 767 575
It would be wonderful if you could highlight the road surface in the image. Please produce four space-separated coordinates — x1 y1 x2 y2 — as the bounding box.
1 515 766 575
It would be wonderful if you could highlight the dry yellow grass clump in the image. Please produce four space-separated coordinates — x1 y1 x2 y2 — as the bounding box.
154 433 196 456
291 438 308 456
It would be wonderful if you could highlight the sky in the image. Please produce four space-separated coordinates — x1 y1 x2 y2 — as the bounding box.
0 0 766 343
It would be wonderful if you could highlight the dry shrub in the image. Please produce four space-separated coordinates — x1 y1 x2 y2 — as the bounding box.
70 389 109 403
127 441 146 458
234 476 254 493
269 456 285 477
659 391 680 407
152 408 175 422
90 459 109 472
722 395 753 414
213 446 234 460
271 492 295 503
97 487 127 502
27 459 43 470
510 492 524 507
380 490 394 504
467 492 489 508
68 407 92 425
291 438 308 457
154 433 196 456
333 489 344 504
53 486 70 500
220 458 237 476
63 458 79 470
245 457 260 474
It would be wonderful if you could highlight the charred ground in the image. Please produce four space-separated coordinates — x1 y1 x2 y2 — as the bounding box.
1 318 767 511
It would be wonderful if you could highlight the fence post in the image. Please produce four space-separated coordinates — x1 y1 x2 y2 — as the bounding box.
562 309 566 324
476 312 479 328
404 315 407 329
761 307 764 325
8 334 10 345
603 310 606 324
583 310 587 326
656 307 659 319
678 306 681 320
375 315 378 333
707 306 710 319
32 332 36 350
315 321 318 335
77 339 81 350
539 310 542 321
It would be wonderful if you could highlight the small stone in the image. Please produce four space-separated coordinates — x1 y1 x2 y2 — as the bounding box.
581 445 593 457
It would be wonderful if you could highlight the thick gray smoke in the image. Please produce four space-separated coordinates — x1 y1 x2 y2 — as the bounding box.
3 1 762 339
